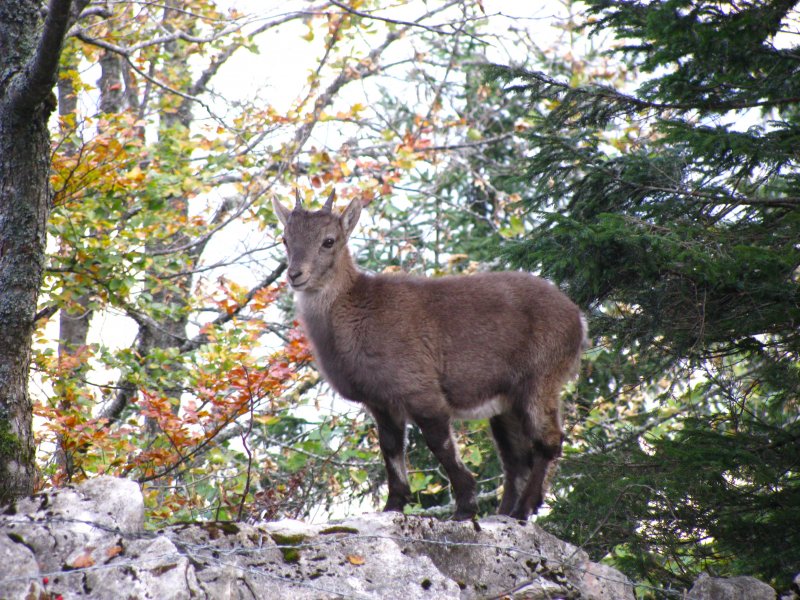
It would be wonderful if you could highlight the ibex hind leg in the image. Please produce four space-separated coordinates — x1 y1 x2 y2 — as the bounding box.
371 407 412 513
489 413 534 516
511 436 562 520
509 379 565 521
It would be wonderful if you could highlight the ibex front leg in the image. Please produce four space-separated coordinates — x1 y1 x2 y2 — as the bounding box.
370 407 412 513
414 413 478 521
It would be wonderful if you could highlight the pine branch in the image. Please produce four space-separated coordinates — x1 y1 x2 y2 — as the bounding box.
496 65 800 123
619 180 800 210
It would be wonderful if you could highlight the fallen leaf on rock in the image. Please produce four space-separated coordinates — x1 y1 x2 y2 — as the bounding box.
68 550 95 569
346 554 365 566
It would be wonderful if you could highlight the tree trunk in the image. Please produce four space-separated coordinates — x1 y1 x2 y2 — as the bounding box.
0 0 76 504
0 105 51 502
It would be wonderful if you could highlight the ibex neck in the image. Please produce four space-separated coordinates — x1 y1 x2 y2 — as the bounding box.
296 251 359 317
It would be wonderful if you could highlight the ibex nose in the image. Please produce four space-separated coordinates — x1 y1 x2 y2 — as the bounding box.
288 269 304 284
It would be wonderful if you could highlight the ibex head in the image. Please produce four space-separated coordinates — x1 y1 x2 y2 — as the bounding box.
272 189 362 292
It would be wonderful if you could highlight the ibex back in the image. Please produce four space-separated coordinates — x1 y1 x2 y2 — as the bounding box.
273 190 587 520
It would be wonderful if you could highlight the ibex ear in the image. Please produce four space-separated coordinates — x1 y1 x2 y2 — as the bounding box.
341 197 362 238
272 197 292 227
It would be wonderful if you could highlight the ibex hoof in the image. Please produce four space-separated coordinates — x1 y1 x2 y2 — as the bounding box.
382 500 408 513
452 508 478 521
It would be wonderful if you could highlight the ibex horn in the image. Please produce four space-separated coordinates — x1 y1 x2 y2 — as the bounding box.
294 188 303 211
322 188 336 212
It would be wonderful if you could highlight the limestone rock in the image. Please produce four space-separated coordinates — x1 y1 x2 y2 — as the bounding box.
0 531 41 600
780 573 800 600
1 477 786 599
0 476 645 599
688 572 776 600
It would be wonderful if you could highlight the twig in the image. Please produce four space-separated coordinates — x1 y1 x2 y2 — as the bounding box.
236 366 257 522
327 0 454 35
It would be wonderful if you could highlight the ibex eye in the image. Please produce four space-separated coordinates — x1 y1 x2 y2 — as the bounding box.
322 237 335 249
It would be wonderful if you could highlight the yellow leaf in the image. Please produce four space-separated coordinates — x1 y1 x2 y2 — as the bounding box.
347 554 365 566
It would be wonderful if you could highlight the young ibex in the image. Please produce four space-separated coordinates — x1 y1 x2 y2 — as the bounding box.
273 189 587 520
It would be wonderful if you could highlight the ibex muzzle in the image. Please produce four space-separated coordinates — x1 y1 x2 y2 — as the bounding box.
273 190 587 520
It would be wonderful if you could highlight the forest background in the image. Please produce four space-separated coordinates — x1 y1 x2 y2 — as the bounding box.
0 1 798 597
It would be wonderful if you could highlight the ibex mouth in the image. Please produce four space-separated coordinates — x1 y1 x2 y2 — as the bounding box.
289 279 310 290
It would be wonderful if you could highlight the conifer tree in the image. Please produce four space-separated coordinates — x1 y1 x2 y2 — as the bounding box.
488 0 800 592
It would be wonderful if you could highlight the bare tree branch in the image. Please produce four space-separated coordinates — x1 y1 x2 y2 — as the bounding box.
179 260 288 353
99 259 288 425
8 0 88 111
328 0 458 36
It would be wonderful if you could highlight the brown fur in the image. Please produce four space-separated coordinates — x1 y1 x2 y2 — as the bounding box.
274 191 586 520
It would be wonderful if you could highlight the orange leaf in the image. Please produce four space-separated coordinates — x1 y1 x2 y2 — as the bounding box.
68 550 95 569
346 554 365 566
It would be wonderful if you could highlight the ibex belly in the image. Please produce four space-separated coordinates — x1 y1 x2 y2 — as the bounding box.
451 395 509 420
